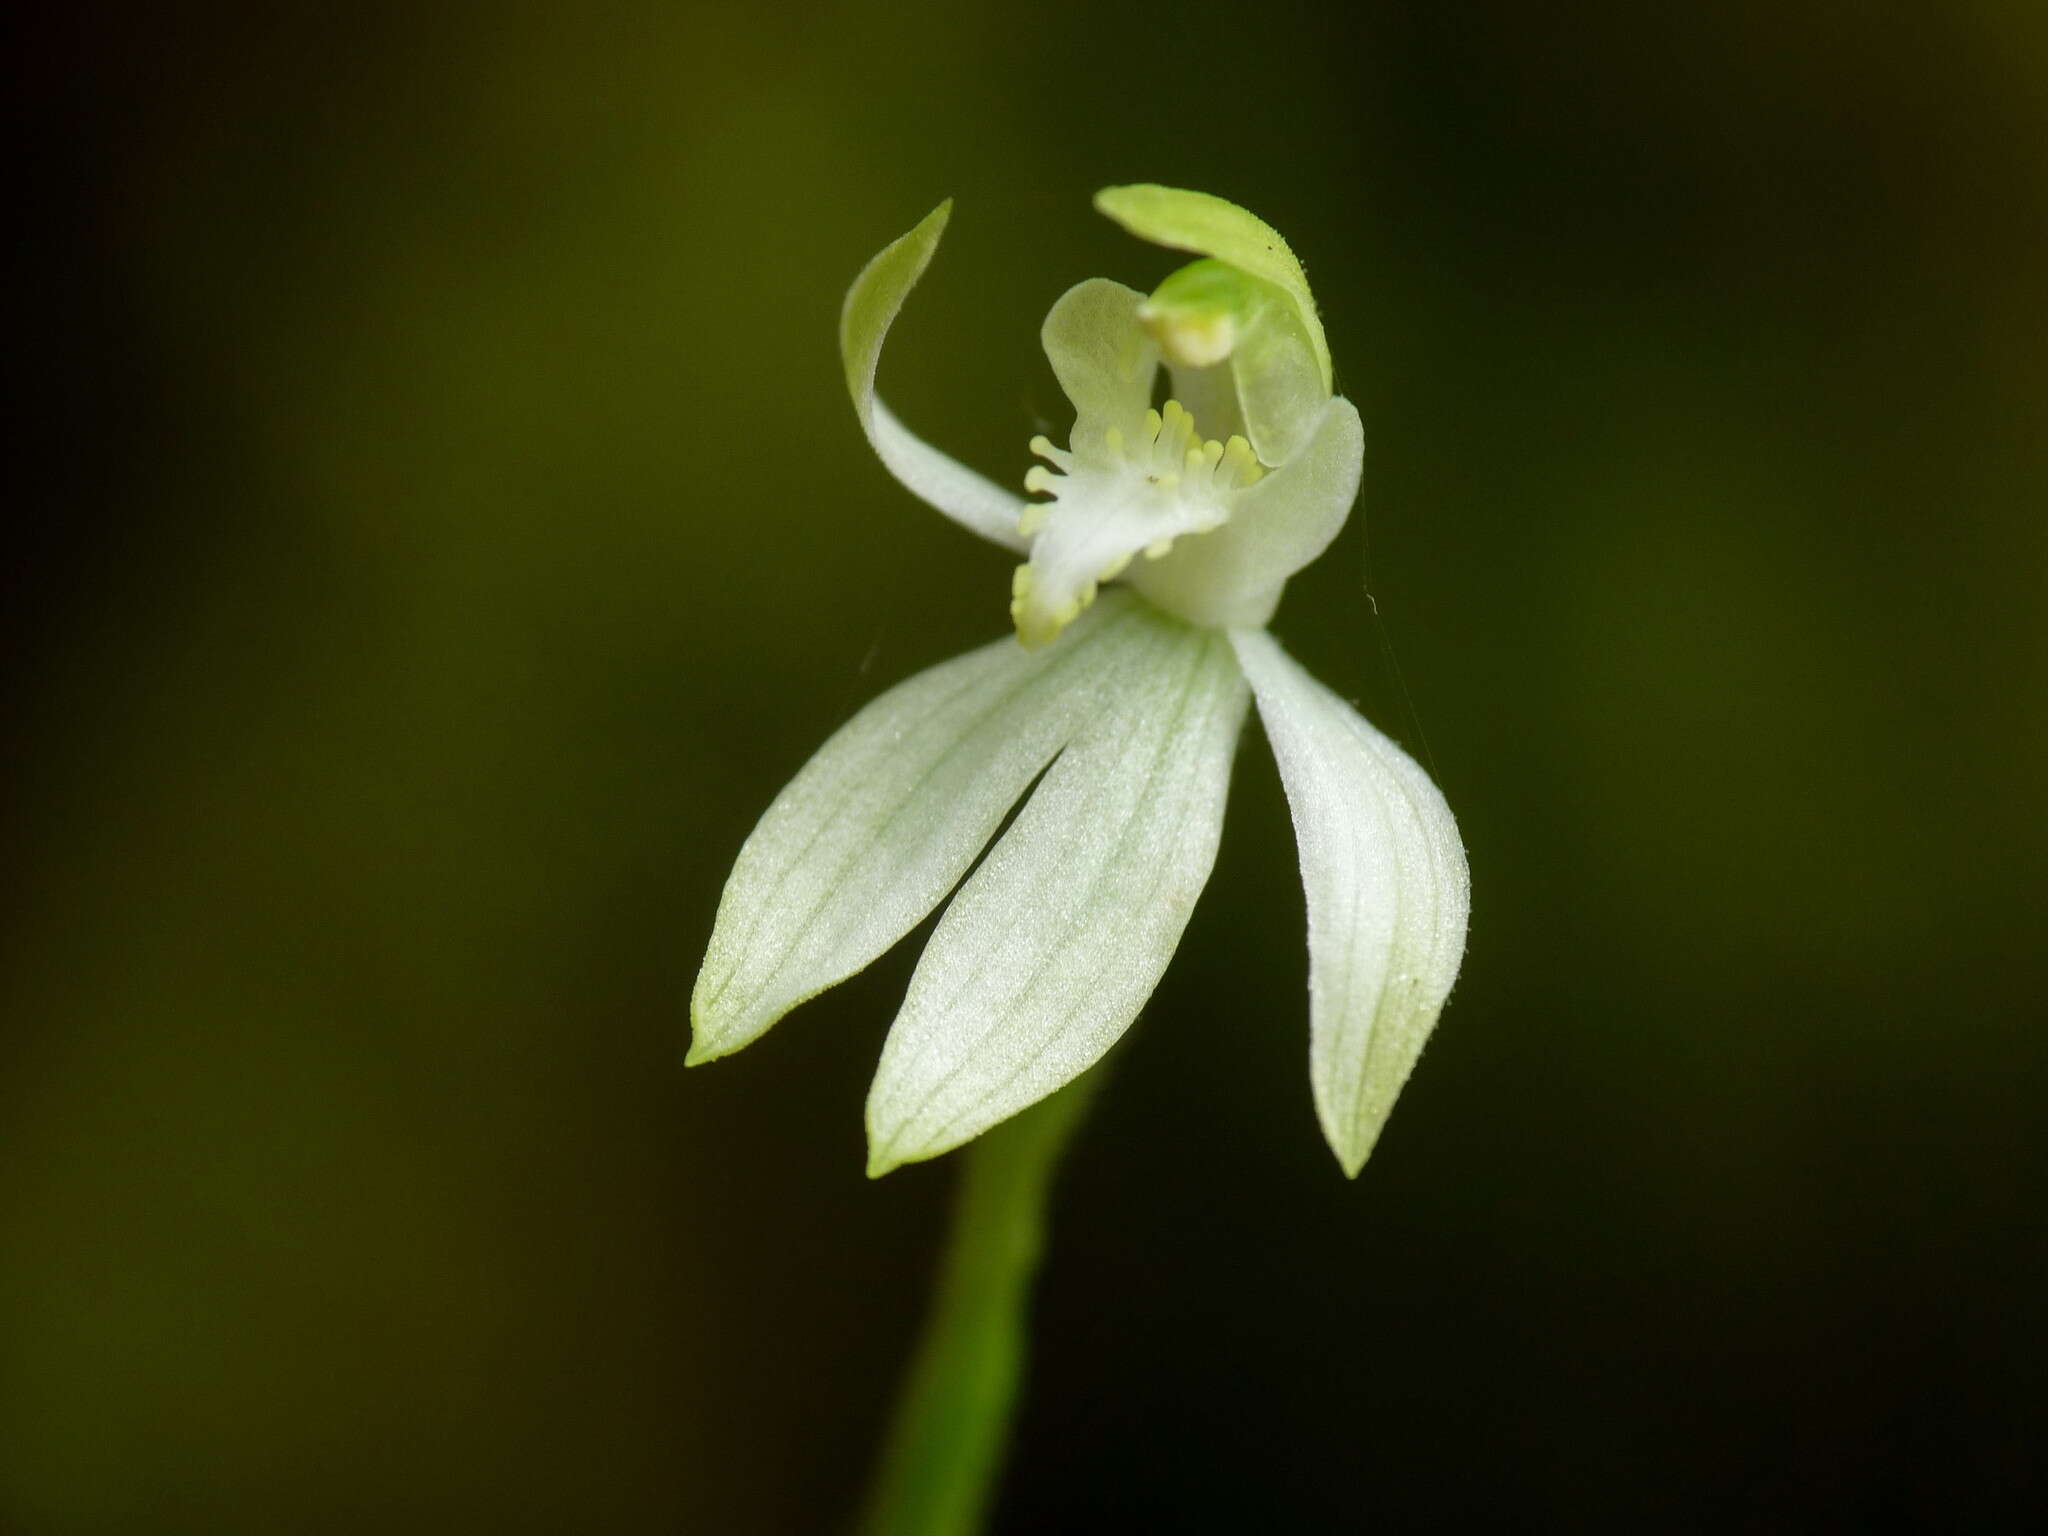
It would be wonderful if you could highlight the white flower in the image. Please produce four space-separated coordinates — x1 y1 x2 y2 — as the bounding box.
691 187 1469 1178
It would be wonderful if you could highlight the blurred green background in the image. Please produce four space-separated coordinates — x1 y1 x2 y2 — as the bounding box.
6 2 2044 1530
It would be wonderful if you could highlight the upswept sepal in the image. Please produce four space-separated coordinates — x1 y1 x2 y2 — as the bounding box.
839 200 1028 552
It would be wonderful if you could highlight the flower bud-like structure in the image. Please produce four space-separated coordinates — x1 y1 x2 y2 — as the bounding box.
692 187 1469 1178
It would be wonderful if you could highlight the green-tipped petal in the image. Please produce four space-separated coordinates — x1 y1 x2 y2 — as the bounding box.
841 201 1029 552
1094 184 1332 394
691 595 1173 1063
1132 396 1364 630
1230 629 1469 1177
865 615 1249 1175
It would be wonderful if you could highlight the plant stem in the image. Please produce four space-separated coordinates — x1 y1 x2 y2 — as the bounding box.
854 1071 1103 1536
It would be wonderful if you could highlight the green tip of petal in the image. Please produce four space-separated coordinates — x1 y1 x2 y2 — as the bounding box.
864 1146 904 1180
865 1115 938 1179
1094 184 1332 392
683 998 729 1066
1323 1095 1410 1181
865 1105 956 1179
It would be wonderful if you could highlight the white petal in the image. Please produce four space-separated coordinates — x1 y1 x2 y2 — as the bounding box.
1230 628 1469 1177
1131 395 1364 629
840 201 1028 552
690 595 1171 1064
865 615 1250 1175
1009 402 1233 648
1039 278 1159 465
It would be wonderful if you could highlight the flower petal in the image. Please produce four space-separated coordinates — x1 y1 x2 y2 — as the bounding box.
1230 628 1470 1177
1094 183 1332 393
1230 300 1327 466
1131 395 1364 629
865 614 1250 1175
1039 278 1158 466
690 595 1172 1064
1010 398 1239 649
840 200 1029 552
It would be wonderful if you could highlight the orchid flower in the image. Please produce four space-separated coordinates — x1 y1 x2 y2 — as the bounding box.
691 187 1469 1178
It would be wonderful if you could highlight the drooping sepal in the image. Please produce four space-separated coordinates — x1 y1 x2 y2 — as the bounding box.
1231 629 1470 1177
865 614 1250 1175
690 596 1174 1063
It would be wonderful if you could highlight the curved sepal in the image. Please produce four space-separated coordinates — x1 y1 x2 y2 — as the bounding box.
1230 629 1469 1177
840 201 1029 552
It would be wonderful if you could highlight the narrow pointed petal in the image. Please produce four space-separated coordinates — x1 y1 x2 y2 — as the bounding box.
1132 396 1364 629
865 617 1250 1175
1094 183 1332 392
691 596 1171 1063
1039 278 1158 461
840 201 1029 552
1230 629 1469 1177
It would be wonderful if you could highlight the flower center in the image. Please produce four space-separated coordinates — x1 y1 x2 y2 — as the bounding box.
1009 399 1263 649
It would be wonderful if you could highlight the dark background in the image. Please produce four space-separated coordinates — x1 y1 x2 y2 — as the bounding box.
5 2 2044 1530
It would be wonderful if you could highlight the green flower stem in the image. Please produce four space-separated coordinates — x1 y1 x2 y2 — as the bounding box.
854 1070 1104 1536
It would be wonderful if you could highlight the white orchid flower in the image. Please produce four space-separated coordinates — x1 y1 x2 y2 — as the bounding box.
691 186 1469 1178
